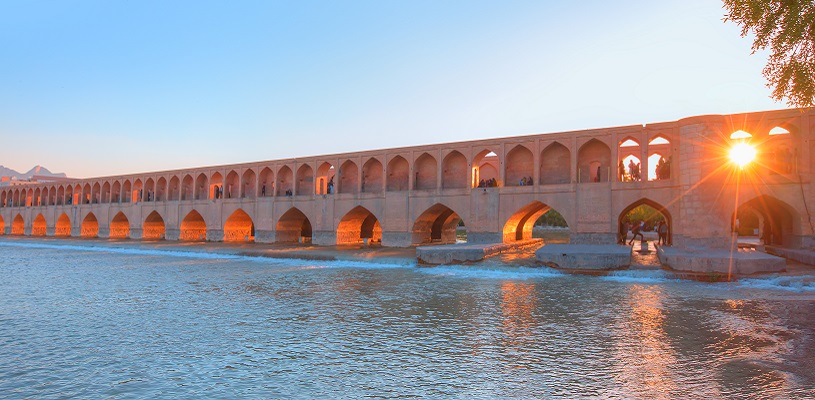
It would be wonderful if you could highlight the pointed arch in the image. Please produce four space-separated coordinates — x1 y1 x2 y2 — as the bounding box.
168 176 180 201
736 195 800 247
225 170 239 199
618 198 672 245
33 188 41 206
242 168 257 198
55 213 71 236
442 151 468 189
81 213 99 238
414 153 437 190
180 210 207 241
361 157 383 193
339 160 359 194
472 149 499 187
110 212 130 239
224 208 254 242
502 201 569 242
578 139 611 183
111 181 121 203
337 206 382 245
259 167 274 197
12 214 24 235
276 207 312 243
386 156 409 192
296 164 314 196
412 203 464 245
648 135 670 145
210 172 223 199
277 166 293 196
83 183 92 204
181 174 194 201
101 181 111 203
32 214 46 236
505 145 534 187
540 142 571 185
144 178 156 202
0 214 4 234
143 211 166 240
122 180 131 203
315 162 334 195
195 173 208 200
91 182 100 204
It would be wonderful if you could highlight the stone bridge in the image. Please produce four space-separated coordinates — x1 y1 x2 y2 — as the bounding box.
2 108 813 252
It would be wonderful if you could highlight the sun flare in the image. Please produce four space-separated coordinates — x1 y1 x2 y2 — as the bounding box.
729 143 756 168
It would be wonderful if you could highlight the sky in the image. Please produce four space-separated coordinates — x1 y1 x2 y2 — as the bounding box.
0 0 782 178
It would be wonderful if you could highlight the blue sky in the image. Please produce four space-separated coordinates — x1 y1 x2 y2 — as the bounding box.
0 0 779 178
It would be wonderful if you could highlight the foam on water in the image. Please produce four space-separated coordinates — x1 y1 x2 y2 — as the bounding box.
418 264 564 280
0 240 414 271
601 269 676 283
736 275 815 292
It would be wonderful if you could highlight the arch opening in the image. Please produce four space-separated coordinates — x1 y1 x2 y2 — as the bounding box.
540 142 570 185
442 151 468 189
734 195 799 248
276 207 312 243
143 211 166 240
296 165 314 196
242 169 257 198
316 163 334 195
55 213 71 236
180 210 207 241
579 139 611 183
81 213 99 238
12 214 24 235
505 145 534 187
110 212 130 239
386 156 409 192
32 214 46 236
472 150 499 188
414 153 437 190
362 158 383 193
224 208 254 242
618 199 672 246
337 206 382 245
503 202 570 243
412 203 465 245
339 160 359 194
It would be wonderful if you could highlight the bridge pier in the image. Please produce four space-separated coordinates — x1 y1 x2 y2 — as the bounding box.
98 227 110 239
313 231 337 246
570 233 616 245
254 229 274 243
164 228 180 241
70 227 81 237
381 232 412 247
467 231 503 244
46 227 55 236
129 227 143 240
207 229 223 242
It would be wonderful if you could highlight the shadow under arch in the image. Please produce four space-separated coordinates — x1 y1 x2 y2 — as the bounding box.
55 213 71 236
618 198 672 245
0 214 4 235
110 211 130 239
502 201 569 243
180 210 207 241
143 211 166 240
412 203 465 245
337 206 381 245
81 212 99 238
276 207 312 243
224 208 254 242
735 195 801 247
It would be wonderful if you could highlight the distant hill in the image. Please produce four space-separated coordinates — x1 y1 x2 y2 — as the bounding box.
0 165 67 180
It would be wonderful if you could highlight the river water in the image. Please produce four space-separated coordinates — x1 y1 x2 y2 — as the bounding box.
1 241 814 399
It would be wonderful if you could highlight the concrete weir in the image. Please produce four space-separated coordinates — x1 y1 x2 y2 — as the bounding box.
657 246 785 275
416 239 542 264
535 244 632 270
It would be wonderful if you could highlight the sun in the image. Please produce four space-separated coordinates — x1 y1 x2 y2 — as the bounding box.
729 143 756 168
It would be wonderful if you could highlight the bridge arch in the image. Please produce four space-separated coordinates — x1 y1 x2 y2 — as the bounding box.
224 208 254 242
506 144 534 187
82 183 91 204
32 214 47 236
143 211 166 240
578 139 611 183
618 198 672 245
339 160 359 194
472 149 499 188
156 177 167 201
194 173 207 200
81 213 99 238
1 191 6 207
210 172 223 199
122 180 131 203
442 151 468 189
180 210 207 241
502 201 569 242
296 164 314 196
55 213 71 236
259 167 274 197
168 176 180 201
12 214 24 235
90 182 100 204
315 162 334 195
101 181 111 203
540 141 571 185
111 181 121 203
181 174 193 201
412 203 465 245
49 187 57 205
735 195 800 247
33 188 41 206
146 178 157 201
386 156 409 192
225 171 239 198
0 215 4 234
414 153 437 190
337 206 381 245
133 179 143 202
276 207 312 243
277 166 293 196
110 212 130 239
242 168 256 198
362 157 383 193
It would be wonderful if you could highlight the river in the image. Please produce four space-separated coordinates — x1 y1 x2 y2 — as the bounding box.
0 241 813 398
